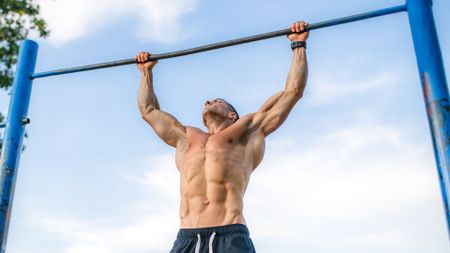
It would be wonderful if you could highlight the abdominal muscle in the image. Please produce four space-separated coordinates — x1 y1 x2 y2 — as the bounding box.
179 180 247 228
177 140 255 228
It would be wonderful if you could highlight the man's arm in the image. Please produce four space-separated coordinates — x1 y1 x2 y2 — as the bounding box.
250 21 309 136
137 52 186 148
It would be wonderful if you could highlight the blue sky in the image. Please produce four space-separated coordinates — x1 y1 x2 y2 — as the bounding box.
1 0 450 252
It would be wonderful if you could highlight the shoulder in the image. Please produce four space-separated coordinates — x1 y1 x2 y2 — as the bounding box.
185 126 207 135
229 113 265 142
234 113 256 125
225 114 257 134
240 113 256 120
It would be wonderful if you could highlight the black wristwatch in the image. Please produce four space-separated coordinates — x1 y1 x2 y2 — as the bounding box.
291 41 306 50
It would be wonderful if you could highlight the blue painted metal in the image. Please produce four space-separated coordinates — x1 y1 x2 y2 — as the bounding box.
407 0 450 235
0 40 38 253
31 4 405 79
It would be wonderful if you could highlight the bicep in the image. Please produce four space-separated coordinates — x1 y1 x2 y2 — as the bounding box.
142 110 186 147
252 91 301 136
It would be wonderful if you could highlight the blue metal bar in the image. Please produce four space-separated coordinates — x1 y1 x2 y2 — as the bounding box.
0 124 5 129
0 40 38 253
31 4 406 79
407 0 450 235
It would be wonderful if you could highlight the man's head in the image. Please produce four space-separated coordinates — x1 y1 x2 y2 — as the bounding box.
202 98 239 127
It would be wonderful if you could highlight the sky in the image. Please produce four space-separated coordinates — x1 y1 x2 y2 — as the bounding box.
1 0 450 252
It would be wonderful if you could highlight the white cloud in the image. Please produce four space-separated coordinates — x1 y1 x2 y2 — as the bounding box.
135 0 197 42
245 120 444 252
38 214 179 253
32 154 180 253
306 69 399 107
36 0 198 45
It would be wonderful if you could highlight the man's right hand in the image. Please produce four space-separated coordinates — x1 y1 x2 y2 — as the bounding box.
136 52 158 72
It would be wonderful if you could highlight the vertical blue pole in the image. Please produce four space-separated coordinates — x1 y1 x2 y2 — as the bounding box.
0 40 38 252
407 0 450 235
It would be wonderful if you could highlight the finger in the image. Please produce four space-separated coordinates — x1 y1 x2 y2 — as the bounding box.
296 22 301 33
301 21 307 30
144 52 150 61
291 23 295 33
137 52 144 62
140 52 146 62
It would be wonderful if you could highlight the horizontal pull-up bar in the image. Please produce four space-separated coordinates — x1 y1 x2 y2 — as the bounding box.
31 4 406 79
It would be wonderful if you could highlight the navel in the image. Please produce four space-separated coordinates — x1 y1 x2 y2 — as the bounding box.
204 198 210 205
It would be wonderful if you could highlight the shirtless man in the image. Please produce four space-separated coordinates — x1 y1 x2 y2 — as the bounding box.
136 21 309 253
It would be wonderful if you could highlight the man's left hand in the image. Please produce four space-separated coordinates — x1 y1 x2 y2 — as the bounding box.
288 21 309 42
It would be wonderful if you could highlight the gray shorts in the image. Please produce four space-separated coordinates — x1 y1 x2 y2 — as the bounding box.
169 224 256 253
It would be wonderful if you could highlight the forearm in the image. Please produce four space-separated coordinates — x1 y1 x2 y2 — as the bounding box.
138 68 160 115
254 47 308 115
284 47 308 97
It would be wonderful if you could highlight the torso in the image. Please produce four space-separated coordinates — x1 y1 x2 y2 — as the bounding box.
175 115 265 228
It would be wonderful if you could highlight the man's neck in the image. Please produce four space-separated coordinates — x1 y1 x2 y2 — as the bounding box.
206 118 233 134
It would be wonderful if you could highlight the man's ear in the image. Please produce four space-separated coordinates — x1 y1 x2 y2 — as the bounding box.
228 112 237 122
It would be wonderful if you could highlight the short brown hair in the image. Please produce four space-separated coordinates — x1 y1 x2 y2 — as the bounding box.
216 98 239 122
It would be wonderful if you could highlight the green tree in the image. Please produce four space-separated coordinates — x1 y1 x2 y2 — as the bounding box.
1 0 49 153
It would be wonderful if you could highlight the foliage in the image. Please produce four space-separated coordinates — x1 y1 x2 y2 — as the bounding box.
0 0 49 155
1 0 49 89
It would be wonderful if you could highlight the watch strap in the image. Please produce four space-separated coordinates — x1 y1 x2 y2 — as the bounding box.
291 41 306 50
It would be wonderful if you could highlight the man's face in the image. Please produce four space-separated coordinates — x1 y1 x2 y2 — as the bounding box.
203 99 229 119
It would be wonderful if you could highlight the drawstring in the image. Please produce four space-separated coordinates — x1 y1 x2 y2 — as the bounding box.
195 234 201 253
208 231 216 253
194 231 217 253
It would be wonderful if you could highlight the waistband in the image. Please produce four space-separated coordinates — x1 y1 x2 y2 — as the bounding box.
177 224 249 239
